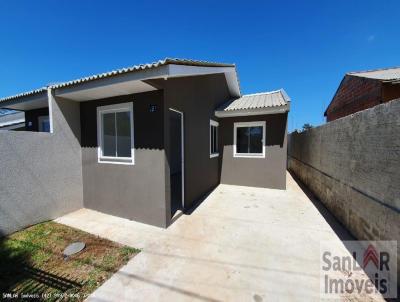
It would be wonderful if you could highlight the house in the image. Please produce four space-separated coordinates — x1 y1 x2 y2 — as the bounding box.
324 67 400 122
0 58 289 231
0 111 25 130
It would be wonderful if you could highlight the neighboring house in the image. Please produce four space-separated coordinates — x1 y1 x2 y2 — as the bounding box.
0 111 25 130
0 58 290 230
324 66 400 122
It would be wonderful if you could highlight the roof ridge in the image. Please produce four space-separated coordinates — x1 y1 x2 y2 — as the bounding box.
347 66 400 75
242 90 282 97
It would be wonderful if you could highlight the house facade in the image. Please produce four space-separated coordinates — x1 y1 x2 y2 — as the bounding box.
325 67 400 122
0 58 289 232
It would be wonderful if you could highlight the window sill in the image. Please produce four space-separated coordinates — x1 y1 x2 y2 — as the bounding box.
98 157 135 165
210 153 219 158
233 153 265 159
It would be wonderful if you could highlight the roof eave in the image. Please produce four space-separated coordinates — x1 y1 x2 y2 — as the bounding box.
215 104 289 118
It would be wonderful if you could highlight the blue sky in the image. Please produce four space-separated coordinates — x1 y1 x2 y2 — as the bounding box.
0 0 399 131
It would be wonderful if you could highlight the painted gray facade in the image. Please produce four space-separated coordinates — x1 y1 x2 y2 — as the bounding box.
0 59 289 233
162 74 231 209
80 91 167 227
219 114 288 189
0 95 83 235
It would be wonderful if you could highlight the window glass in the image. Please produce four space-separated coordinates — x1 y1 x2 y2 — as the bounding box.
235 124 264 155
38 116 50 132
97 102 133 164
249 126 262 153
210 121 219 156
236 127 249 153
116 111 131 157
102 113 116 157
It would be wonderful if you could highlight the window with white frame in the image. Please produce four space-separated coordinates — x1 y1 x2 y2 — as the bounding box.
210 119 219 158
234 121 265 158
97 102 134 164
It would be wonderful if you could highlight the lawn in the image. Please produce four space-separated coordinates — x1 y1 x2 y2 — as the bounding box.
0 221 139 301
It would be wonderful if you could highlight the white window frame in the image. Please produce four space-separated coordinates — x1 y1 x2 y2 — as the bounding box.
38 115 50 132
233 121 266 158
210 119 219 158
97 102 134 165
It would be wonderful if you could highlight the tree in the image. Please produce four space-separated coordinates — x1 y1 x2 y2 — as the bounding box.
302 123 313 131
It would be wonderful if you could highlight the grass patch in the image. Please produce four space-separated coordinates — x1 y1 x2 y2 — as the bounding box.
0 221 140 301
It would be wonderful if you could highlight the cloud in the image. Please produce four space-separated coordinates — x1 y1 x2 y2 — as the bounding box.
367 35 375 42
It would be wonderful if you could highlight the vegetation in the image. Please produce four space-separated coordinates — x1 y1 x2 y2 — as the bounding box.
302 123 313 131
0 221 139 301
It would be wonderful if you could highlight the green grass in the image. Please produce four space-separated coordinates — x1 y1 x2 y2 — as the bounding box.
0 221 140 301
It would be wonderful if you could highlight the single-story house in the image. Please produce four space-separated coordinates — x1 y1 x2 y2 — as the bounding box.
0 58 290 230
325 66 400 122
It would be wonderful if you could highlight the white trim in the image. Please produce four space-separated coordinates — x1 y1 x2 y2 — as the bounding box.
54 65 241 101
0 122 25 130
233 121 266 158
38 115 50 132
47 88 54 133
215 105 289 118
97 102 134 165
0 118 25 128
209 119 219 158
169 108 185 209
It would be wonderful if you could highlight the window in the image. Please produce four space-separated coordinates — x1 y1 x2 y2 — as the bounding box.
210 119 219 158
38 116 50 132
97 102 134 165
234 121 265 158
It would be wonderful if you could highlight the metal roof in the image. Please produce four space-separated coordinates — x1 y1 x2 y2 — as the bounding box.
0 58 236 104
348 66 400 81
217 89 290 112
0 87 47 104
0 111 25 128
50 58 235 89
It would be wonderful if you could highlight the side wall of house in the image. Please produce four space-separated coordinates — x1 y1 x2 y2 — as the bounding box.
382 82 400 102
0 95 83 235
163 73 231 213
80 90 167 227
326 75 382 122
288 99 400 276
219 113 288 189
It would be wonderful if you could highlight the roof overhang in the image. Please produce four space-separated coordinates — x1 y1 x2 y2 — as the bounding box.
54 64 240 101
215 104 290 118
1 91 48 111
0 121 25 130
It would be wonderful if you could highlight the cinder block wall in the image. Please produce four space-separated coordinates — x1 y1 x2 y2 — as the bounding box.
288 98 400 276
0 95 83 235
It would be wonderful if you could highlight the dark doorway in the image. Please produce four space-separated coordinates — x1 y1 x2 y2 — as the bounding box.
169 109 184 217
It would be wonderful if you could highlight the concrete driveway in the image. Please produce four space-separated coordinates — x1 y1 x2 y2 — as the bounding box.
56 173 384 302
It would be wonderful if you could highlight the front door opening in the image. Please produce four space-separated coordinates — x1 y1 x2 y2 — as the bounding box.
169 109 184 217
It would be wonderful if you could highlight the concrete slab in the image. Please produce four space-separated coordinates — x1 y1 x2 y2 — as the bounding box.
56 172 385 302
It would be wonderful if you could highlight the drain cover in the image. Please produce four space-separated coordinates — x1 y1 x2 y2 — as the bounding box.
63 242 86 257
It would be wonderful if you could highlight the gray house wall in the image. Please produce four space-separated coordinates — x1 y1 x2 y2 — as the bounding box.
80 90 167 227
219 113 288 189
162 73 231 212
0 94 83 235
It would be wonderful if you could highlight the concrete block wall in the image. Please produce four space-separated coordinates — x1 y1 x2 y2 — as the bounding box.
0 94 83 235
288 98 400 277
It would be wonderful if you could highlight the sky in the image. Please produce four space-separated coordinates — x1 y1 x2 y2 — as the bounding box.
0 0 399 131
